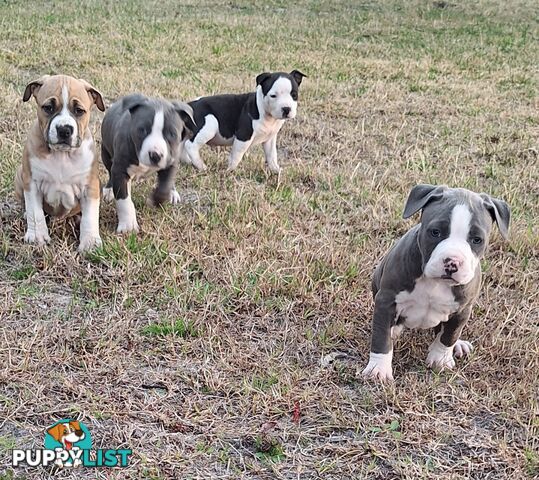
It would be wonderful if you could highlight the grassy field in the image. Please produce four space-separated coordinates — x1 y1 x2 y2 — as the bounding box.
0 0 538 478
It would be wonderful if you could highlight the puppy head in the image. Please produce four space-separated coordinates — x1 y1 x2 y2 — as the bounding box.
256 70 307 120
403 184 510 285
47 421 85 444
23 74 105 151
123 95 195 169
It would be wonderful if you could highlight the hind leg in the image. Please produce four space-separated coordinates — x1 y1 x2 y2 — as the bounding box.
185 114 222 171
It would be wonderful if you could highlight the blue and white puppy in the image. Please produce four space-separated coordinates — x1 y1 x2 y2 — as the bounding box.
362 185 510 381
101 94 195 233
180 70 306 173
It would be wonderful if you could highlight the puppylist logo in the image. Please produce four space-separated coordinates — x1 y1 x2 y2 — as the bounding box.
12 419 132 469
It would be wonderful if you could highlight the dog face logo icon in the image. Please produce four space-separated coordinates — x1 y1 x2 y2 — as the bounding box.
44 419 92 467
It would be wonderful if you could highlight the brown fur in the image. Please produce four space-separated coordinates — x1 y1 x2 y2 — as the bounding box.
46 421 82 443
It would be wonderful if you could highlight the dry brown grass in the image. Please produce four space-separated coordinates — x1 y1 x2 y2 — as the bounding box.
0 0 538 478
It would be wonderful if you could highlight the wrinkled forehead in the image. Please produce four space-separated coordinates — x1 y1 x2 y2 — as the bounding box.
263 76 295 96
422 190 492 232
36 76 92 107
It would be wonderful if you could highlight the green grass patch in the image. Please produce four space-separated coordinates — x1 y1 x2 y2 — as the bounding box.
141 318 199 338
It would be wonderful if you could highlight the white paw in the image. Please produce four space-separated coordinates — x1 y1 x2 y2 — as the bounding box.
117 219 139 234
78 235 102 252
73 458 82 468
360 352 394 381
192 160 207 171
170 189 181 205
102 187 114 202
391 324 404 339
453 339 473 359
426 338 455 370
24 228 50 245
116 198 139 233
267 163 282 174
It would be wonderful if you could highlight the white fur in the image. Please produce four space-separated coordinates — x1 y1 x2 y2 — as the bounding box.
170 187 181 204
391 324 404 339
48 85 78 148
102 186 114 203
395 276 459 330
78 195 101 252
261 77 297 119
138 109 168 168
361 351 394 381
262 134 280 173
424 204 479 285
116 180 138 233
181 114 221 170
23 182 50 245
454 339 473 358
25 136 99 249
227 139 253 171
29 137 94 211
426 333 455 370
116 196 139 234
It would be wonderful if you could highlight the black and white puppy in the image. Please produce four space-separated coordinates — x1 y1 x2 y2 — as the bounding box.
180 70 306 173
101 94 195 233
362 185 510 381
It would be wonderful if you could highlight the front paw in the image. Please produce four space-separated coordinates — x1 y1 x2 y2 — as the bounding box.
102 187 114 203
78 235 102 252
266 163 282 174
117 218 139 234
360 352 394 381
453 339 473 359
426 340 455 371
24 228 50 245
170 189 181 205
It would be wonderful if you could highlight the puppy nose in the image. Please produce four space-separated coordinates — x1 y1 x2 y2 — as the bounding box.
282 107 291 117
443 257 462 275
75 429 83 437
56 125 73 140
149 151 162 164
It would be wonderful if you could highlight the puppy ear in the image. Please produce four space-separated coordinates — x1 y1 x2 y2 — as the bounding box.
47 423 65 442
256 72 272 86
290 70 307 87
23 75 49 102
79 79 105 112
70 421 81 431
122 94 148 114
173 101 196 136
403 184 446 219
480 194 510 240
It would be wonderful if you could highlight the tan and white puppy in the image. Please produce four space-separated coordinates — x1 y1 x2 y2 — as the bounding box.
15 74 105 251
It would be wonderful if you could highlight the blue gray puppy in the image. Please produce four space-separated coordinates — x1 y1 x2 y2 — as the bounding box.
101 94 195 233
362 184 510 381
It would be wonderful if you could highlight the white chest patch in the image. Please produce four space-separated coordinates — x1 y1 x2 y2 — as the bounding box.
251 117 285 145
30 138 94 210
395 276 460 330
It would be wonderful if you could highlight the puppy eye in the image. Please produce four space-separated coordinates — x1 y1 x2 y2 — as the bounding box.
291 92 298 100
471 236 483 244
74 106 86 116
430 228 441 238
168 130 177 140
270 94 277 98
42 104 54 115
